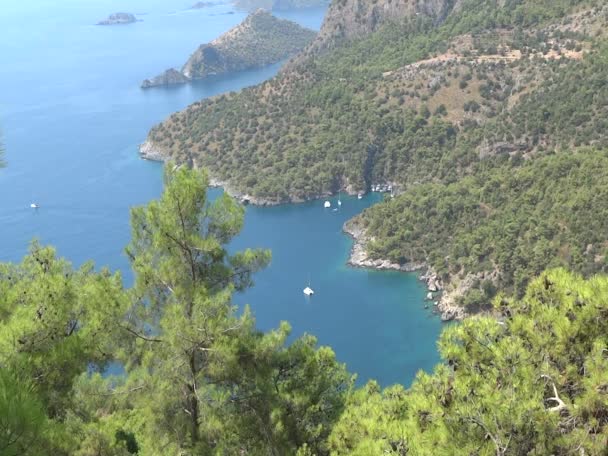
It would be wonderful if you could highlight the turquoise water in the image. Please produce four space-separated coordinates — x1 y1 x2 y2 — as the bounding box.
0 0 442 386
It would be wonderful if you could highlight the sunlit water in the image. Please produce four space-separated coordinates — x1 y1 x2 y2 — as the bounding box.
0 0 442 386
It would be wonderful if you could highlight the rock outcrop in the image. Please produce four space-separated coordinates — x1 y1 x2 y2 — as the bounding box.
344 217 468 322
141 69 190 89
290 0 460 64
97 13 138 25
141 10 316 88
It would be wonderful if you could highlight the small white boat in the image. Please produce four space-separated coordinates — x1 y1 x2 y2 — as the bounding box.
357 193 363 200
338 192 342 206
324 201 331 208
30 203 39 209
303 286 314 296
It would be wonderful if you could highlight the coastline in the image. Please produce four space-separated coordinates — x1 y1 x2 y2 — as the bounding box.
343 218 466 322
140 139 348 206
141 139 465 322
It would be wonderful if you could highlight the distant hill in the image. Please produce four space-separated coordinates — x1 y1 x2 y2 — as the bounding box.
141 10 316 88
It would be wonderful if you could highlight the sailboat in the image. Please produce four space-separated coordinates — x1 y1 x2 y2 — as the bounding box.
303 286 314 296
303 276 314 296
337 192 342 207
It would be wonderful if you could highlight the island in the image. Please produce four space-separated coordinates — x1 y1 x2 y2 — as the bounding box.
141 9 316 88
96 12 138 25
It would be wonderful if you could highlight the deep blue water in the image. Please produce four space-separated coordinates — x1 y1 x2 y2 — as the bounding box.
0 0 442 386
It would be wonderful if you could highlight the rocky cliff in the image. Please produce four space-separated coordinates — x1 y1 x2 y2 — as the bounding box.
142 10 315 88
292 0 459 61
141 69 190 89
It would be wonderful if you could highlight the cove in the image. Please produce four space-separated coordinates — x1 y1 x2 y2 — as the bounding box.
0 0 442 387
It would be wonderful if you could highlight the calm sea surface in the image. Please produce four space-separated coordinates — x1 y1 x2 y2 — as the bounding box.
0 0 442 386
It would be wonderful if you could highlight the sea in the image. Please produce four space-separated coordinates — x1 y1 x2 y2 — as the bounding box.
0 0 442 386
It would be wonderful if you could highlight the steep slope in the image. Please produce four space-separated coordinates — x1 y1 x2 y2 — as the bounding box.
141 10 316 88
142 0 602 199
140 0 607 314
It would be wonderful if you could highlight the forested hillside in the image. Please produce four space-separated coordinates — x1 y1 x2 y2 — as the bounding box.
143 0 607 201
356 150 608 311
141 0 608 310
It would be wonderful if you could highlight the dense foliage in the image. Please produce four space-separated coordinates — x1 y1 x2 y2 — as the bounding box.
359 149 608 306
0 166 351 455
329 269 608 455
147 0 604 201
5 0 608 453
3 179 608 453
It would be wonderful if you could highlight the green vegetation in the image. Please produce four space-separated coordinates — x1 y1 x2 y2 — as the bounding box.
2 170 608 452
0 166 350 455
6 0 608 452
329 269 608 455
182 10 316 79
359 149 608 305
147 0 605 200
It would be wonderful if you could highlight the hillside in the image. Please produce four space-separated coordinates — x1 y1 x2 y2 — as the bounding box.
140 0 608 313
141 10 316 88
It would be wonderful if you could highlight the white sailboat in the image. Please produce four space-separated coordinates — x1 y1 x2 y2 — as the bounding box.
303 286 314 296
337 192 342 207
30 203 39 209
303 276 314 296
324 200 331 208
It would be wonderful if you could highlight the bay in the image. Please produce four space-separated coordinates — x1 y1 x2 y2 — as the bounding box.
0 0 442 386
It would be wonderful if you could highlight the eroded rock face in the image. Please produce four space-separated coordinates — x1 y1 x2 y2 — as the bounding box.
97 13 137 25
300 0 457 56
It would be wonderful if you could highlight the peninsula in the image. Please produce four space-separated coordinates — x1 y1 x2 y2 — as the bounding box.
141 10 315 88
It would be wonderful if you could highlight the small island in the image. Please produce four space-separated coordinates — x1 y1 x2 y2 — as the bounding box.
97 12 138 25
141 9 316 88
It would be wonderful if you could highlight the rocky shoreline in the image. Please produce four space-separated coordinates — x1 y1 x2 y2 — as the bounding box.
140 140 342 206
343 219 466 322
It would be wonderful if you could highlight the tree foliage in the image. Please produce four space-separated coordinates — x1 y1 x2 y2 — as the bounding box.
0 166 351 455
329 269 608 455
